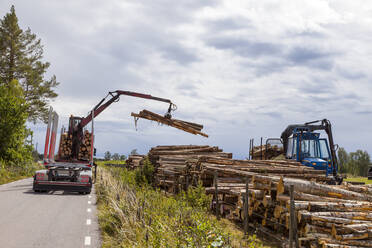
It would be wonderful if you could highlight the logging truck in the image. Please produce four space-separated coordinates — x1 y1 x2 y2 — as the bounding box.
33 90 176 193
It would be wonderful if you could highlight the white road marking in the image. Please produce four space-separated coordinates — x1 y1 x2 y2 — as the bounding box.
84 236 91 246
87 208 91 213
88 201 91 204
86 219 91 225
88 195 92 198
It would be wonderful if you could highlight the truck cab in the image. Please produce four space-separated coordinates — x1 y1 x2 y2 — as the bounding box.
285 129 335 176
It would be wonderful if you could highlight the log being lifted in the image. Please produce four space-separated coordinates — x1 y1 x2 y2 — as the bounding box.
131 109 208 137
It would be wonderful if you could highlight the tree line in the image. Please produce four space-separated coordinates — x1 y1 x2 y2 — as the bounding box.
0 6 58 167
104 149 139 161
337 147 371 177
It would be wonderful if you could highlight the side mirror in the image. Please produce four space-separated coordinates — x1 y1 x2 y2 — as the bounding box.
94 148 97 156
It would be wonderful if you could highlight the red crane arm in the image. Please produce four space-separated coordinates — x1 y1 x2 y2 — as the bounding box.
79 90 174 128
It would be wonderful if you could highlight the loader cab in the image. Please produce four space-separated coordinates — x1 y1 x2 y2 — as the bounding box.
285 129 334 176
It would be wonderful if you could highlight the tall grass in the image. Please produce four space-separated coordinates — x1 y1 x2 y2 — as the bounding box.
345 176 372 185
0 160 42 185
96 166 267 248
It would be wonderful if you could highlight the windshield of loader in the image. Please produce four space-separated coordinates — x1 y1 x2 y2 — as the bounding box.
299 139 319 158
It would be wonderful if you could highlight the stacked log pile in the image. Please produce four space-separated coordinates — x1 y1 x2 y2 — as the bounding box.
58 130 92 160
58 133 72 158
146 145 372 247
125 155 145 169
250 144 284 160
148 145 232 192
78 130 92 160
131 110 208 137
198 160 372 247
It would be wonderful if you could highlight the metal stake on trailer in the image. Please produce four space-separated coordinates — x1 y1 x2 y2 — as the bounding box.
90 109 97 182
43 107 53 163
251 138 254 160
260 137 263 160
48 112 59 162
90 109 94 165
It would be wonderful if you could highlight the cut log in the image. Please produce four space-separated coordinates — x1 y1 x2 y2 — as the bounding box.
131 110 208 137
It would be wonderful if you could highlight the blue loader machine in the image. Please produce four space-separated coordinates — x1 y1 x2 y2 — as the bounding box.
280 119 343 185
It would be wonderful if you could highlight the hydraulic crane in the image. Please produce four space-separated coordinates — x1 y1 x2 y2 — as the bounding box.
67 90 176 161
34 90 176 194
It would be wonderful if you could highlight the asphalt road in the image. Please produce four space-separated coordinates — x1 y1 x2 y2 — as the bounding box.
0 178 101 248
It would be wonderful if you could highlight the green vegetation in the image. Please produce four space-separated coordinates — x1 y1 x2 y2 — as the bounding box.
99 160 126 165
344 177 372 185
134 158 154 185
0 5 58 122
0 80 30 164
0 79 40 185
0 6 57 185
0 161 42 185
338 148 370 177
96 163 268 248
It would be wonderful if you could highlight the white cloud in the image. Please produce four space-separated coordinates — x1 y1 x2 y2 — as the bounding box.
2 0 371 158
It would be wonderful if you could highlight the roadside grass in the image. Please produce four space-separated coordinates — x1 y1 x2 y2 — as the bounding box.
344 176 372 184
0 161 43 185
101 160 126 165
96 164 269 248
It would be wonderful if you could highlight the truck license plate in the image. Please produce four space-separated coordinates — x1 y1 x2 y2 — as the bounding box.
58 170 69 176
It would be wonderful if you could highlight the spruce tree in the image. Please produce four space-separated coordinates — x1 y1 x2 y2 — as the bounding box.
0 5 58 123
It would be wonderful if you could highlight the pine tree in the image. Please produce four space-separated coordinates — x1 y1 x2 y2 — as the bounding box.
0 5 58 123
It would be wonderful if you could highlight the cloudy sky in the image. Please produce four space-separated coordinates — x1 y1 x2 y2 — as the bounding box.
1 0 372 158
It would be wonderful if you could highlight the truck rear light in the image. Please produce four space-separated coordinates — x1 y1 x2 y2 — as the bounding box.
36 173 45 180
80 175 90 183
